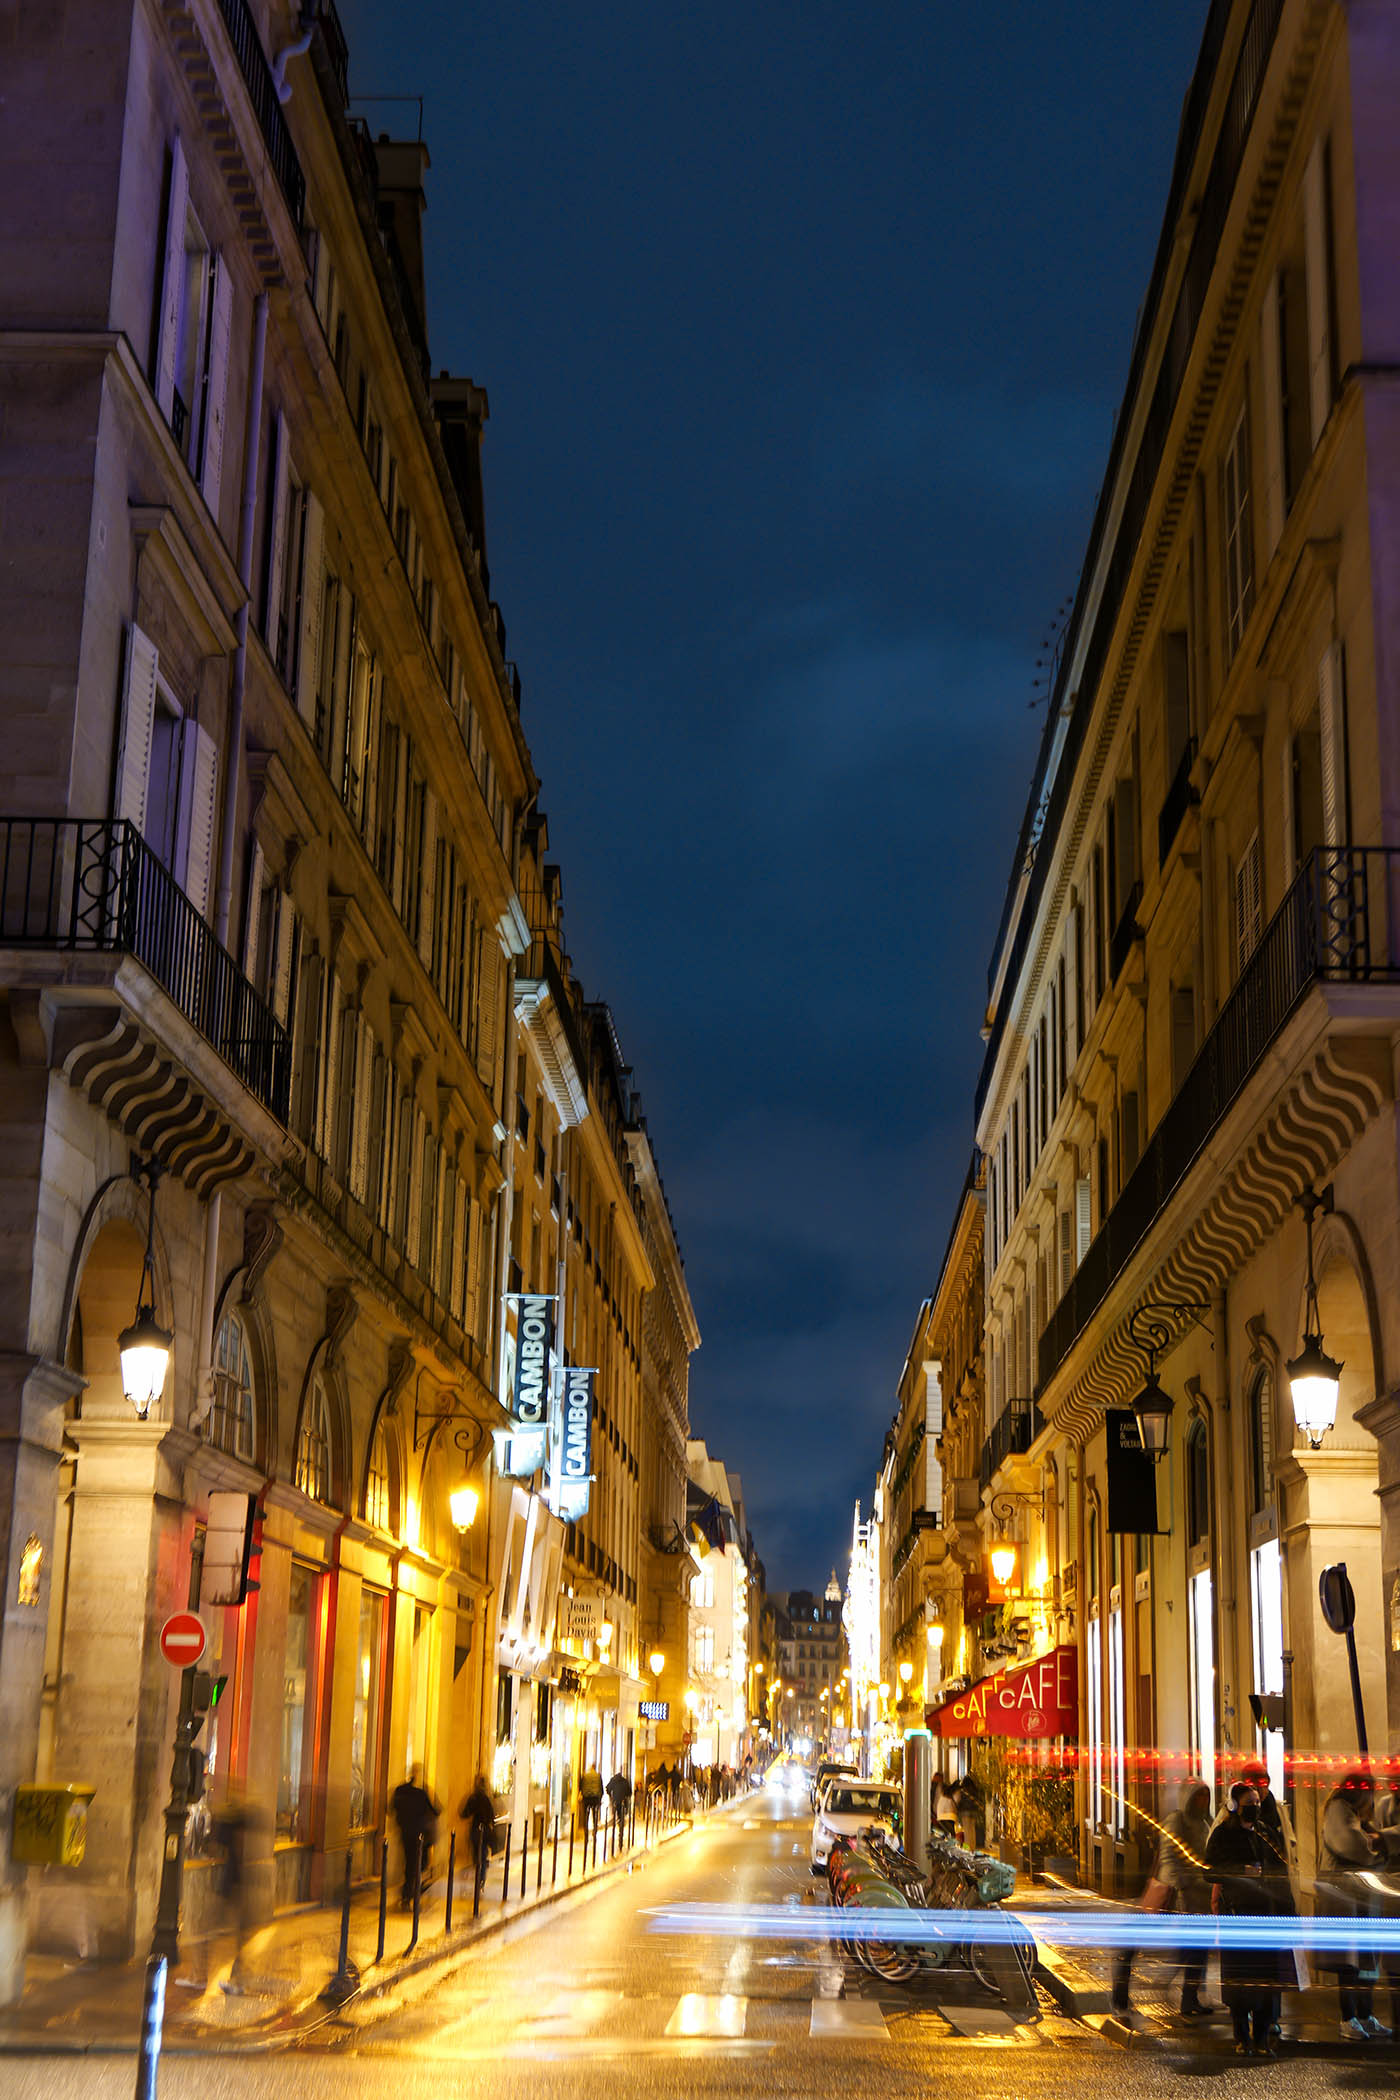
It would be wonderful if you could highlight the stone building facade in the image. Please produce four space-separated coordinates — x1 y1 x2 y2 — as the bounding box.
0 0 695 1999
973 0 1400 1887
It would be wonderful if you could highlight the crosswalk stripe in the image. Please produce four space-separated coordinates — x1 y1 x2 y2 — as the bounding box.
810 1997 890 2038
665 1992 747 2037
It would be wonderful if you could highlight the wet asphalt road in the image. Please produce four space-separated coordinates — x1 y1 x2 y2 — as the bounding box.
4 1769 1398 2098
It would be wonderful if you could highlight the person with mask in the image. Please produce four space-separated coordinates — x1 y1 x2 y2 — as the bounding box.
1112 1778 1219 2020
1204 1780 1291 2054
1316 1770 1391 2041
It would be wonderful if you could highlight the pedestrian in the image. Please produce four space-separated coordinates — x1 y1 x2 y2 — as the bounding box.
579 1762 604 1841
651 1759 671 1802
1315 1769 1392 2040
458 1774 497 1898
391 1764 440 1907
207 1795 256 1994
606 1769 632 1834
933 1773 958 1837
1111 1778 1219 2020
1204 1779 1291 2055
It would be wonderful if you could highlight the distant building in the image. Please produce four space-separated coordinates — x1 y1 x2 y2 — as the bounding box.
683 1443 748 1766
774 1576 845 1747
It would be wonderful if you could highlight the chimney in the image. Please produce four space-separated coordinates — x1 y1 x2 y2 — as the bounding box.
432 373 490 571
372 135 430 360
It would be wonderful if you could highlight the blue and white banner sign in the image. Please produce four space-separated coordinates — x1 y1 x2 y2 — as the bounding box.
501 1293 554 1478
554 1365 595 1523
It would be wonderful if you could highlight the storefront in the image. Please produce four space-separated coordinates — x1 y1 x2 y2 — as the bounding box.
932 1644 1078 1871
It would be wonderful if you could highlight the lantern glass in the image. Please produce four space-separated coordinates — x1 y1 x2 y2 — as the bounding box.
1133 1368 1174 1456
449 1482 480 1532
1287 1334 1343 1448
119 1311 172 1419
990 1542 1017 1586
649 1649 665 1675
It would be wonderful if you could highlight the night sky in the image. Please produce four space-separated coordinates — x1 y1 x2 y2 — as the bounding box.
335 0 1210 1589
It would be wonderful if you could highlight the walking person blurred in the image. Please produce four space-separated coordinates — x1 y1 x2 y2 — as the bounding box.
1315 1769 1392 2040
1112 1778 1219 2020
606 1769 633 1838
933 1774 958 1837
579 1762 604 1845
459 1774 497 1899
1204 1780 1291 2055
391 1765 440 1908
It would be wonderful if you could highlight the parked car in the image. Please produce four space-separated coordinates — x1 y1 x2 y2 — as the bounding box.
809 1759 859 1812
810 1780 903 1871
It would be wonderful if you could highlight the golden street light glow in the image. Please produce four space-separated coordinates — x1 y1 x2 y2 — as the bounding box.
898 1660 914 1685
990 1542 1018 1586
649 1648 665 1674
448 1482 480 1532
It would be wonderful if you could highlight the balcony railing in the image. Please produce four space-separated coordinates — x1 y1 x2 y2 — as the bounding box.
1157 737 1198 866
521 932 588 1082
0 818 290 1124
1039 845 1400 1391
216 0 306 225
979 1398 1044 1490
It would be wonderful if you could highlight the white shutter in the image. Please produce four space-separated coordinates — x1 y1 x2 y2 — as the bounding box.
271 893 295 1026
1259 272 1285 558
1319 640 1346 847
199 253 234 517
1235 834 1263 970
417 788 438 969
1065 907 1080 1066
174 721 219 915
1303 138 1334 450
476 932 499 1094
406 1108 424 1265
155 137 188 418
450 1177 468 1321
1075 1177 1092 1265
295 489 325 726
115 625 159 832
1280 735 1296 883
464 1196 483 1341
1057 1209 1072 1299
318 973 342 1163
243 836 265 975
264 412 290 649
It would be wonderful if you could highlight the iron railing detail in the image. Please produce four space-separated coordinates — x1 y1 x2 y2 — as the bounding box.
0 817 290 1124
979 1398 1044 1491
216 0 307 225
1038 846 1400 1391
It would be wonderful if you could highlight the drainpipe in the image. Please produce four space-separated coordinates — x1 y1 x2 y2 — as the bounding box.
193 293 268 1427
1207 1289 1239 1756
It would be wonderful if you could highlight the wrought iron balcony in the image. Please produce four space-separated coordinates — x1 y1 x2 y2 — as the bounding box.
216 0 306 225
1157 737 1198 866
1039 844 1400 1391
978 1398 1044 1490
0 817 290 1124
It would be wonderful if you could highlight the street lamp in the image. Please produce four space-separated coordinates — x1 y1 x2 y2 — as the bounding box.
989 1540 1018 1587
1126 1301 1211 1455
119 1160 172 1419
898 1660 913 1688
1288 1188 1343 1448
448 1483 480 1532
649 1649 666 1676
926 1618 946 1649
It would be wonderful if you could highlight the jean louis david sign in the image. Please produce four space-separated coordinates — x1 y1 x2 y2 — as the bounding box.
933 1643 1077 1739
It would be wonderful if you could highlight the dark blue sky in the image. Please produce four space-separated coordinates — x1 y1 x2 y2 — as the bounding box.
337 0 1210 1588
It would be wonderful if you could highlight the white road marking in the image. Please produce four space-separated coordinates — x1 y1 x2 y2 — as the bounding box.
810 1997 889 2038
665 1992 747 2037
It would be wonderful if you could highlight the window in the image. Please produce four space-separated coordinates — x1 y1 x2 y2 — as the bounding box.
1108 1599 1126 1835
689 1569 714 1609
1087 1614 1104 1828
208 1309 255 1462
1250 1536 1285 1797
365 1420 392 1532
1189 1565 1216 1786
1234 833 1263 973
1222 402 1255 657
113 629 218 914
349 1588 386 1829
1186 1420 1211 1549
279 1563 319 1839
1247 1368 1275 1517
296 1374 334 1505
694 1626 714 1673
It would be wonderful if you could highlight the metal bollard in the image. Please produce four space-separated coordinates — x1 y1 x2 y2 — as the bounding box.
536 1814 544 1893
519 1819 527 1898
568 1814 575 1876
501 1823 512 1905
407 1833 424 1952
322 1848 359 2003
376 1835 389 1963
552 1813 560 1884
445 1829 456 1935
473 1826 485 1920
134 1953 167 2100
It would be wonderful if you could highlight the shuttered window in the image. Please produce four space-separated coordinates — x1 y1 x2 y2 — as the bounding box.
1234 832 1263 973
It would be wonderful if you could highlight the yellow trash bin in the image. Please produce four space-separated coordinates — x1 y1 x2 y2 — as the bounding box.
12 1784 95 1866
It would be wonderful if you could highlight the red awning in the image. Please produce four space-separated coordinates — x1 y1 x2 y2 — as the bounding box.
929 1643 1077 1739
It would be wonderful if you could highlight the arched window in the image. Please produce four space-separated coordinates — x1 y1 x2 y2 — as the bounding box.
365 1420 391 1532
1247 1367 1275 1515
208 1310 255 1462
1186 1420 1211 1548
296 1374 334 1505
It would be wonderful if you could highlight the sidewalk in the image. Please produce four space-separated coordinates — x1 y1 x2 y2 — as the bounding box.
0 1797 730 2057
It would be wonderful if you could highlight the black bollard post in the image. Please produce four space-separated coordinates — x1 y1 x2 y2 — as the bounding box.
407 1833 424 1952
568 1814 576 1876
445 1829 456 1935
536 1814 544 1893
322 1848 360 2003
133 1955 167 2100
501 1822 512 1905
473 1826 485 1921
552 1813 560 1884
519 1817 527 1898
376 1835 388 1963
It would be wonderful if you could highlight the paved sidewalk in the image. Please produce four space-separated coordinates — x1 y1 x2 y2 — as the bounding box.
0 1798 729 2056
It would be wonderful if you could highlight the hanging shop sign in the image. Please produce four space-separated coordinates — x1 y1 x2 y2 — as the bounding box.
1105 1408 1161 1534
564 1592 602 1645
639 1699 670 1721
553 1365 595 1524
500 1293 555 1478
931 1643 1077 1739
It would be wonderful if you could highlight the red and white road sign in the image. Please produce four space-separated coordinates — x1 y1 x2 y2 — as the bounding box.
159 1612 206 1668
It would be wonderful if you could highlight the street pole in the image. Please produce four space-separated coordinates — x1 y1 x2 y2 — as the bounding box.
134 1527 205 2100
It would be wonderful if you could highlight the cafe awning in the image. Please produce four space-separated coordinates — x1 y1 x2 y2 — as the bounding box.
929 1643 1077 1739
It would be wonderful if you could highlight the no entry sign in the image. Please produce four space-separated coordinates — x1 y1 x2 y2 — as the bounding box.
159 1612 206 1669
